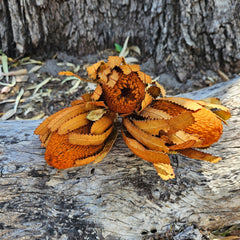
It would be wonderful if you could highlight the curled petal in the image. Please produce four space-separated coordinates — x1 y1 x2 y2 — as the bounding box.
92 126 118 164
160 97 202 111
58 112 89 135
92 84 103 101
137 71 152 83
107 70 119 87
39 131 52 147
91 112 116 134
87 61 104 79
132 118 169 135
147 81 166 98
119 64 140 75
48 105 96 132
122 129 170 164
68 126 113 145
34 108 67 136
107 56 124 69
140 107 172 119
87 108 107 121
177 148 221 163
123 118 169 152
197 100 231 123
139 92 153 112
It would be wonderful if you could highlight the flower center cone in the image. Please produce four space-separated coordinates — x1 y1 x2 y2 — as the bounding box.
101 72 146 114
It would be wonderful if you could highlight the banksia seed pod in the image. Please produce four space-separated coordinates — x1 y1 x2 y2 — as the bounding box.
87 56 152 115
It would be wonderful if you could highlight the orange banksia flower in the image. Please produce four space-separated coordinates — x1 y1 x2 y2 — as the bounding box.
35 56 231 180
34 93 117 169
122 96 231 180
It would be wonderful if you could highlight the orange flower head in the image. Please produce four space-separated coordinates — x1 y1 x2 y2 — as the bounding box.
34 57 231 181
152 98 224 147
34 94 117 169
122 96 231 180
87 56 152 115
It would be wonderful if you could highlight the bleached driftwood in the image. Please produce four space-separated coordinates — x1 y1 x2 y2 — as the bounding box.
0 77 240 240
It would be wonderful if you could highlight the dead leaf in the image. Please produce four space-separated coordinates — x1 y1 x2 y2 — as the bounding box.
87 108 107 121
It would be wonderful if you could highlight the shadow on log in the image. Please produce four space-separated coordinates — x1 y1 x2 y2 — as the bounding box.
0 77 240 239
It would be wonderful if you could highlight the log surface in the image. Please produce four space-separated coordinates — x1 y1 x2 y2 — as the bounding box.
0 77 240 240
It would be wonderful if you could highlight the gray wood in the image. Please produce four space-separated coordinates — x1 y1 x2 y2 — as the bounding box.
1 1 240 80
0 77 240 240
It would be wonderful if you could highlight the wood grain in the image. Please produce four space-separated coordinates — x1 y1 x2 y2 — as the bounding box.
0 77 240 239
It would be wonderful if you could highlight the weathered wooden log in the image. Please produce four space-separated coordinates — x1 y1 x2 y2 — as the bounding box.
0 77 240 239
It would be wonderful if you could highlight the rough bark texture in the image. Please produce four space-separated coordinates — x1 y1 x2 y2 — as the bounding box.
1 0 240 80
0 77 240 240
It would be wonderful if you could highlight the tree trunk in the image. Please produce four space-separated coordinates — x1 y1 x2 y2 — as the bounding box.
1 0 240 81
0 77 240 240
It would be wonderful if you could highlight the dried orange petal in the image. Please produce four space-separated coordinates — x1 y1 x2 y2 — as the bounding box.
122 130 170 164
68 126 113 145
123 118 169 152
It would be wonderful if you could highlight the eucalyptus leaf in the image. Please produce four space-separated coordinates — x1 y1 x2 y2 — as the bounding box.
114 43 122 53
1 53 8 74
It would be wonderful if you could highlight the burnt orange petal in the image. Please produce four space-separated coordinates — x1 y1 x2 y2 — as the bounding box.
39 131 52 147
168 130 201 145
48 105 95 132
91 113 116 134
119 64 140 75
91 84 103 101
122 129 170 164
107 56 124 69
92 126 118 164
140 107 172 119
34 107 67 136
160 97 202 111
58 112 89 135
168 139 197 150
98 67 111 83
177 148 221 163
153 163 175 181
153 163 175 180
167 111 195 134
123 118 169 152
137 71 152 83
139 92 153 112
87 61 104 79
68 126 113 145
107 70 119 87
132 118 169 135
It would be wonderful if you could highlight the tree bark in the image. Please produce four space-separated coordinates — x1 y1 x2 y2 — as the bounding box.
1 0 240 81
0 77 240 240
